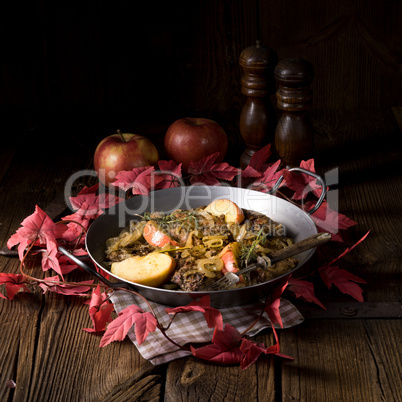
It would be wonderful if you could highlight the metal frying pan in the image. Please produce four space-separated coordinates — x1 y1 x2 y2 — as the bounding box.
60 168 326 308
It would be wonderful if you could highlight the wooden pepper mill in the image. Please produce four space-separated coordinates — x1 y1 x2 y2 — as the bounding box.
274 58 314 167
239 40 277 168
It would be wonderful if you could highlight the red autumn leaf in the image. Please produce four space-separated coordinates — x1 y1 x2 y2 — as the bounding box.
324 231 370 267
287 278 326 310
239 338 268 370
111 166 161 195
60 212 90 244
0 273 30 300
264 324 294 360
283 159 322 200
100 304 157 347
155 160 183 189
319 266 367 302
165 295 223 330
264 281 288 328
188 153 241 186
247 143 272 173
241 165 262 179
41 245 65 279
191 324 243 365
83 285 114 333
306 200 358 242
251 160 285 193
76 183 100 195
57 248 88 275
7 205 66 261
38 275 93 296
318 231 369 301
69 187 123 219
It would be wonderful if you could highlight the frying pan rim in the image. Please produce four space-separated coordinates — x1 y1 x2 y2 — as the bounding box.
84 185 318 295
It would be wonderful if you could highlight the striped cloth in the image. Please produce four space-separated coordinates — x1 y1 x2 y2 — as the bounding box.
111 290 304 365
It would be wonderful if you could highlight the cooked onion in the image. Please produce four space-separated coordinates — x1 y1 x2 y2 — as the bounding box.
197 258 224 273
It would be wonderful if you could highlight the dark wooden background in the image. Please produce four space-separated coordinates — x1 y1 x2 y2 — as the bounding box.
1 0 401 159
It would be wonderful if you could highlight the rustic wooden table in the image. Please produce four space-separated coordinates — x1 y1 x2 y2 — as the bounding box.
0 109 401 401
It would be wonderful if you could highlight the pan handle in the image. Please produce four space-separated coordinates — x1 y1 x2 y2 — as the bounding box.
58 246 131 289
268 167 326 215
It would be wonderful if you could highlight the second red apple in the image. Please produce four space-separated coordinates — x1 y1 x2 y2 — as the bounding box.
164 118 228 172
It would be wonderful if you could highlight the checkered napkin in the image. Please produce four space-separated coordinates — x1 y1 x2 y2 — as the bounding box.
111 290 304 365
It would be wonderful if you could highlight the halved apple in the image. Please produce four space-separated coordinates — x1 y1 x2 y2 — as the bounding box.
204 199 245 224
111 252 176 287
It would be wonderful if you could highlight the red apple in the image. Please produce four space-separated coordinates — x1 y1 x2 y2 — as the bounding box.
164 117 228 172
94 132 159 187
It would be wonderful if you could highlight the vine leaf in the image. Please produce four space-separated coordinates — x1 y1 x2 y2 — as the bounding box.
83 285 114 333
264 281 288 328
111 166 162 195
251 159 285 193
190 324 243 365
188 153 240 185
7 205 66 262
155 160 183 189
319 266 367 302
100 304 157 347
239 338 269 370
319 231 369 301
307 200 358 242
283 159 322 200
165 295 223 331
0 273 30 300
38 275 93 296
69 185 123 219
287 278 326 309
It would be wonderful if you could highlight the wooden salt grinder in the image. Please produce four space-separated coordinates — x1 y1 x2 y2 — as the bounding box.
274 58 314 167
239 40 277 168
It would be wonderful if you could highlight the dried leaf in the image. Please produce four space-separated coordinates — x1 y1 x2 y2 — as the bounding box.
0 273 30 300
287 278 326 310
100 304 157 347
188 153 240 185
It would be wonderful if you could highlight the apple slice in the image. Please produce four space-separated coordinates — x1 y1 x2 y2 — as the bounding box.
219 242 244 282
143 221 180 248
111 252 176 287
204 199 245 224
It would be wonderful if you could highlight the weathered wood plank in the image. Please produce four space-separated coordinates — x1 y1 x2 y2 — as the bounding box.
280 319 402 401
165 356 261 401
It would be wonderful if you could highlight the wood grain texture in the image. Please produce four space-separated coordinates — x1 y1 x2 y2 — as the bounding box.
261 0 402 110
165 356 260 401
280 320 402 402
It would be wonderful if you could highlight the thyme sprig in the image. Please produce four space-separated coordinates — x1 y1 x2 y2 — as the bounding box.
240 227 268 265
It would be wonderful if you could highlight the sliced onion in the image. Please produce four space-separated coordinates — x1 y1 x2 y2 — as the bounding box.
197 258 224 273
203 239 224 248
